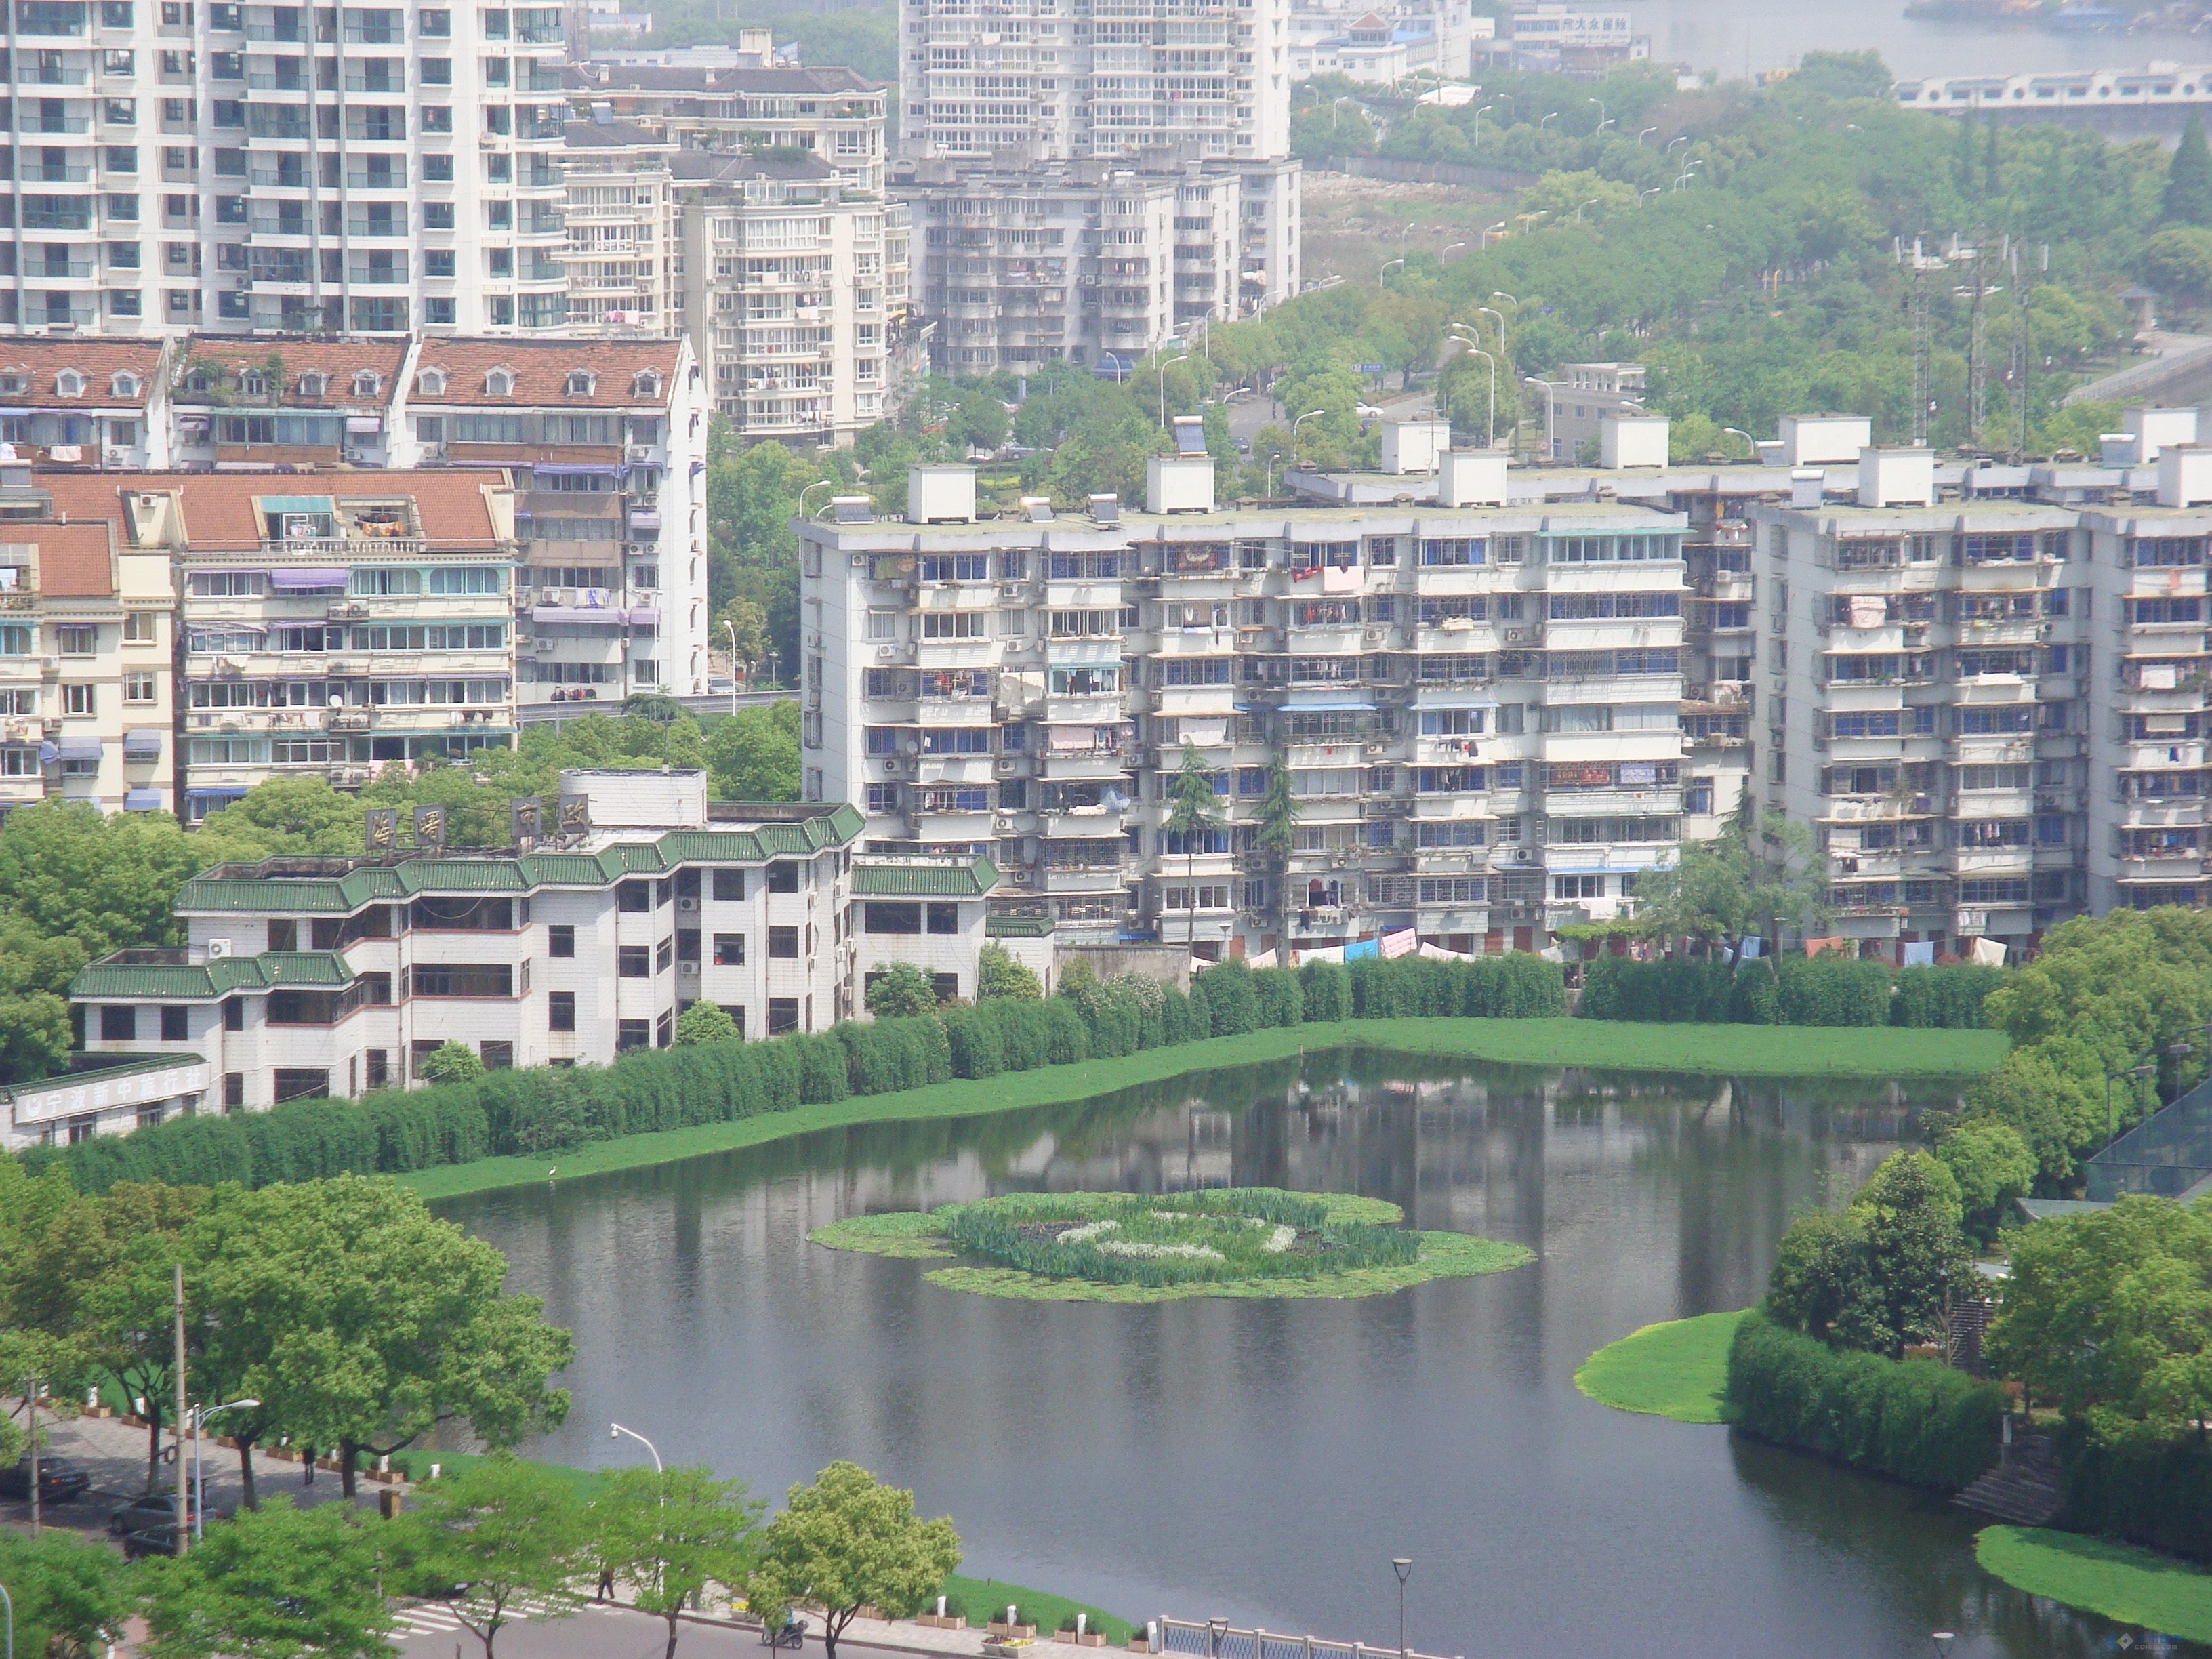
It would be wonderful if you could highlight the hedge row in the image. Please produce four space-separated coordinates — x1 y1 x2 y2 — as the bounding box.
2058 1428 2212 1565
24 951 1570 1195
1580 956 2003 1029
1723 1311 2005 1492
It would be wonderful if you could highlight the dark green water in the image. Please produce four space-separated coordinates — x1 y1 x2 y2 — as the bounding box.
434 1051 2191 1659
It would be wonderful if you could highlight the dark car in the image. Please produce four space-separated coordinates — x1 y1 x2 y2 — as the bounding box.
0 1455 91 1504
108 1490 220 1536
121 1523 182 1561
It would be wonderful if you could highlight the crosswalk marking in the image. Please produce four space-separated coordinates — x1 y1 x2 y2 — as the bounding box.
390 1597 623 1642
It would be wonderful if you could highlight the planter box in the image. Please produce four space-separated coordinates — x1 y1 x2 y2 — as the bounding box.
919 1615 970 1630
855 1607 881 1623
1076 1633 1107 1647
214 1435 239 1450
989 1625 1039 1640
83 1405 112 1420
1128 1641 1150 1653
266 1448 299 1462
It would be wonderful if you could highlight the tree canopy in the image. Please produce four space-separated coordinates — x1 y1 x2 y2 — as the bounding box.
746 1463 962 1659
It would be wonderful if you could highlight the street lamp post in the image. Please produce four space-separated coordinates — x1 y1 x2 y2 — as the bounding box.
1 1578 12 1659
1476 304 1507 350
609 1422 664 1474
1440 241 1466 264
1292 407 1326 449
1473 104 1491 143
1637 125 1657 144
1523 375 1558 462
1574 198 1600 223
1450 337 1497 449
1380 256 1405 286
1587 96 1607 131
1538 110 1556 129
1158 352 1189 428
192 1399 259 1542
1391 1559 1412 1659
797 479 836 519
723 619 741 711
1721 426 1754 457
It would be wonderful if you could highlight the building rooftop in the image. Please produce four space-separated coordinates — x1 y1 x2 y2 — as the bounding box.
72 949 355 999
175 336 411 409
670 149 837 184
853 857 1000 898
0 339 165 409
408 338 688 409
565 62 881 95
37 470 509 554
9 522 119 598
562 117 670 148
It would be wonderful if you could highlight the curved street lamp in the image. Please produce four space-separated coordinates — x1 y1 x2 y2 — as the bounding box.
1574 198 1601 223
1380 256 1406 285
797 478 837 518
1158 352 1189 428
1473 104 1492 143
609 1421 664 1473
1722 426 1754 457
1538 110 1557 129
1440 241 1467 263
1637 125 1658 145
192 1399 259 1541
1523 375 1558 462
1587 96 1609 131
1454 341 1498 449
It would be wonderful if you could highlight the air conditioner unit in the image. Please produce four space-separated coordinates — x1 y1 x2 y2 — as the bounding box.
1503 628 1528 644
877 645 895 660
205 938 232 960
627 445 655 462
1001 584 1023 600
994 756 1015 773
882 758 904 775
678 895 699 912
1362 629 1384 647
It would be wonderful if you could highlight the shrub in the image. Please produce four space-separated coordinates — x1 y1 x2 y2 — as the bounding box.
1775 955 1891 1026
1253 967 1303 1028
1891 963 2005 1028
1194 960 1259 1036
1723 1312 2003 1492
416 1041 484 1084
2060 1428 2212 1565
674 1001 740 1045
1299 959 1350 1022
939 1005 1005 1078
977 943 1043 1000
865 964 938 1019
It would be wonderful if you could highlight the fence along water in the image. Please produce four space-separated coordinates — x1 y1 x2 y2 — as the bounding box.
1153 1616 1462 1659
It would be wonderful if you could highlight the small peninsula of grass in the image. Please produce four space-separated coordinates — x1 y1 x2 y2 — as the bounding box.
1976 1527 2212 1644
812 1187 1532 1302
399 1020 2004 1202
1574 1309 1748 1424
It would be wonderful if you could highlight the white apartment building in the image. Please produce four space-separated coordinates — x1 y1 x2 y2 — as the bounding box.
0 477 178 817
1536 362 1647 464
670 150 899 444
564 62 890 194
799 451 1690 956
897 158 1299 372
42 771 1043 1145
39 465 521 816
899 0 1290 164
560 118 679 333
2 0 573 337
394 335 710 707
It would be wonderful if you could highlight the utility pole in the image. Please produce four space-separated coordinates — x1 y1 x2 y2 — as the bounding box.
173 1262 189 1557
1966 244 1988 449
1908 239 1935 448
24 1375 38 1538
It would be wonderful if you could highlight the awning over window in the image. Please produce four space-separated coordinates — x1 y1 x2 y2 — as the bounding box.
530 463 623 478
186 786 248 802
256 495 335 514
345 415 383 434
123 787 163 811
532 605 621 626
626 508 661 532
625 606 660 626
1282 699 1373 712
268 567 348 589
1048 726 1101 752
57 736 104 761
123 728 164 758
1411 693 1498 708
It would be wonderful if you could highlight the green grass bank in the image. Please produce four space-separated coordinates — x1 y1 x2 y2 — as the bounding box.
1975 1527 2212 1643
398 1020 2005 1202
1574 1310 1749 1424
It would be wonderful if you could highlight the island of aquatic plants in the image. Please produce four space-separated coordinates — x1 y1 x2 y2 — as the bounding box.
811 1187 1532 1303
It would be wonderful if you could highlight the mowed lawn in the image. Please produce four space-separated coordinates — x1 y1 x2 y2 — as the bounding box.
1574 1309 1748 1424
1976 1527 2212 1643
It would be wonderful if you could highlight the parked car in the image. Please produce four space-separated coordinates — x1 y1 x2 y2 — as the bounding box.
121 1522 183 1560
0 1455 91 1504
109 1490 220 1536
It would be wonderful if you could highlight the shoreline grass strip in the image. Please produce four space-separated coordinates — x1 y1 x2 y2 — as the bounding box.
1574 1309 1749 1424
399 1019 2007 1202
1975 1526 2212 1644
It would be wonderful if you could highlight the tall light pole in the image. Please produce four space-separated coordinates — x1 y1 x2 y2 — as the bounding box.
1538 110 1556 129
1587 96 1608 131
797 478 836 518
609 1422 663 1474
1574 198 1600 223
1440 241 1466 264
1476 303 1507 349
1449 331 1496 449
1380 256 1405 286
1524 375 1558 462
1637 125 1658 144
1292 408 1327 449
1158 352 1189 428
193 1399 259 1541
723 619 741 711
1639 186 1662 206
1667 134 1688 157
1391 1559 1412 1659
1722 426 1754 457
1473 104 1491 143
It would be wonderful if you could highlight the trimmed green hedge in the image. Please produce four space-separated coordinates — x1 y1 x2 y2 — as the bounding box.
1723 1311 2005 1492
1580 956 2001 1029
24 951 1568 1195
2059 1428 2212 1565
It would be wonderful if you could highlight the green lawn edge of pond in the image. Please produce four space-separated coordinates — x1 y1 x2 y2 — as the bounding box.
1574 1309 1750 1424
809 1190 1530 1302
396 1019 2008 1201
1975 1525 2212 1643
378 1450 1136 1639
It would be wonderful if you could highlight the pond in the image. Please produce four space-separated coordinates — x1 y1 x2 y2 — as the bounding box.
434 1050 2170 1659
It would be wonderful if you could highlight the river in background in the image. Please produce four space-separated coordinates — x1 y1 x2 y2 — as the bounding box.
434 1052 2186 1659
1631 0 2211 81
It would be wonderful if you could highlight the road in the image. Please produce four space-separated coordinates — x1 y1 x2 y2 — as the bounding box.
520 689 796 726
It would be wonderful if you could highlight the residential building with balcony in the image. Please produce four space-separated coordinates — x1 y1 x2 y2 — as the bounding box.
393 334 707 706
560 117 679 333
799 449 1691 955
39 465 521 817
0 336 174 466
0 485 178 817
167 334 407 466
670 150 900 444
49 769 1034 1143
0 0 571 337
1750 447 2085 962
562 62 890 194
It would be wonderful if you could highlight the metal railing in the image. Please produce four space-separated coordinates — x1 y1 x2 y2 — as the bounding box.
1155 1618 1459 1659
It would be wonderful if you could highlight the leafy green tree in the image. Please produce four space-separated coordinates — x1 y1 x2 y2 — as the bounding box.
675 1002 741 1046
746 1462 962 1659
2168 117 2212 228
1849 1149 1969 1357
588 1465 764 1659
184 1176 572 1502
947 390 1010 455
1635 808 1827 955
1255 752 1299 949
0 917 86 1084
705 701 800 802
976 945 1042 1000
193 779 366 863
1791 49 1892 100
417 1041 485 1085
1164 742 1225 951
2138 226 2212 305
0 801 201 958
715 596 771 679
140 1498 394 1659
865 964 938 1019
0 1528 135 1659
1935 1118 2038 1244
1988 1195 2212 1441
1764 1210 1874 1346
399 1456 590 1659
